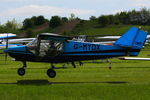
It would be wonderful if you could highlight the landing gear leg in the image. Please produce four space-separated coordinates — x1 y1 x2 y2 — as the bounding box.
62 64 66 68
107 59 112 69
18 61 26 76
79 61 83 66
71 62 76 68
47 64 56 78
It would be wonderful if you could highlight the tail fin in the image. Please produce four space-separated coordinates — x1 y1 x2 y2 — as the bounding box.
114 27 147 56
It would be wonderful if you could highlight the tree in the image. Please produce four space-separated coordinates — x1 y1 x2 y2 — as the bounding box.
128 8 150 25
107 15 115 24
117 12 130 24
98 15 109 27
139 8 150 25
49 16 62 28
5 19 22 30
69 13 76 20
31 16 45 26
89 16 97 21
35 16 45 25
23 18 33 29
62 17 68 23
31 16 37 25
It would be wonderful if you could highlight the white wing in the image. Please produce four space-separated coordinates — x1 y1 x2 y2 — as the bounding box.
0 33 16 39
8 38 35 43
119 57 150 61
96 36 120 39
97 35 150 40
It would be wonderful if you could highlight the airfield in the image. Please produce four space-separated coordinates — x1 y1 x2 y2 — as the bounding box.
0 47 150 100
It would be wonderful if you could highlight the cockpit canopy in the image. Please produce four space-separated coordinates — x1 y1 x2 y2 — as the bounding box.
27 33 70 57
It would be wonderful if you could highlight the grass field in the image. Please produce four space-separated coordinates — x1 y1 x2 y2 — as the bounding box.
0 48 150 100
71 23 150 36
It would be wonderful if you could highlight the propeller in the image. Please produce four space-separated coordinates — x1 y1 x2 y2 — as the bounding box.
5 33 9 63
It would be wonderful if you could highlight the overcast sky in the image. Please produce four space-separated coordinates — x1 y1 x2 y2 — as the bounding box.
0 0 150 24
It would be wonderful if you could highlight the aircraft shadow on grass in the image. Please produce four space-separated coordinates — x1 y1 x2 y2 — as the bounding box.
0 80 129 85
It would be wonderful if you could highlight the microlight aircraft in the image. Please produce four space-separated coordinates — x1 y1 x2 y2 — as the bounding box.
0 33 35 50
4 27 147 78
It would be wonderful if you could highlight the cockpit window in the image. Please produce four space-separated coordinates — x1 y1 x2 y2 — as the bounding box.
39 40 63 57
27 39 37 47
26 39 38 54
27 38 63 57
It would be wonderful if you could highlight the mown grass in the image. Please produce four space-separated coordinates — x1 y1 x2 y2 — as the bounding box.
0 84 150 100
71 21 150 36
0 47 150 100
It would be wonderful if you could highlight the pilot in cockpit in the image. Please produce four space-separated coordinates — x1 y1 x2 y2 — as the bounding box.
45 40 57 56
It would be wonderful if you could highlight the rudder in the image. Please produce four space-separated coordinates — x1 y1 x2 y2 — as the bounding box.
114 27 147 56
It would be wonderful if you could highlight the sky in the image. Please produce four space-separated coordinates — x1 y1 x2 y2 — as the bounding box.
0 0 150 24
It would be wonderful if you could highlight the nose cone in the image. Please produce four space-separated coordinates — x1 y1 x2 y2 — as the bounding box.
4 46 27 53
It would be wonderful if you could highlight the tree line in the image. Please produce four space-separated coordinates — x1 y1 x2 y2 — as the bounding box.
23 13 77 29
1 8 150 34
93 8 150 27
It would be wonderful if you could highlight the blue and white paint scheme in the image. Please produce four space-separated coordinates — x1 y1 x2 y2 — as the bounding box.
0 33 35 50
0 33 17 50
0 33 16 39
4 27 148 78
5 27 147 62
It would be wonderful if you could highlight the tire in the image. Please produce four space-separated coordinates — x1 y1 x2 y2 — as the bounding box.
47 69 56 78
18 68 25 76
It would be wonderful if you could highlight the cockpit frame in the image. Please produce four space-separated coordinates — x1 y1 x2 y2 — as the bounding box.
27 33 70 57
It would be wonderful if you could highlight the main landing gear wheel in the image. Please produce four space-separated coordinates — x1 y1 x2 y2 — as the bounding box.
17 68 25 76
47 69 56 78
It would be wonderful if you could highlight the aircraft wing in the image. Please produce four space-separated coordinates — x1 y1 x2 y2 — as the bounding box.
96 36 120 39
8 38 35 43
96 35 150 46
119 57 150 61
0 38 35 50
147 35 150 39
97 35 150 40
0 33 16 39
39 33 70 41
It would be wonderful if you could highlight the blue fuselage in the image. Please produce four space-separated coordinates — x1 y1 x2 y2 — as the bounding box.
5 40 140 63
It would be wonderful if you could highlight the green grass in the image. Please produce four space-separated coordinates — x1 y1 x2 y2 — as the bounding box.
79 25 150 36
0 84 150 100
0 48 150 100
70 20 150 36
78 25 134 35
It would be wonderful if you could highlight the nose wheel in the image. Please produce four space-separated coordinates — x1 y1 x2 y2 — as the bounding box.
47 68 56 78
18 68 25 76
17 61 26 76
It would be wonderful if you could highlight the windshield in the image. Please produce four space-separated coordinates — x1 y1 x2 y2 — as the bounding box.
27 38 37 47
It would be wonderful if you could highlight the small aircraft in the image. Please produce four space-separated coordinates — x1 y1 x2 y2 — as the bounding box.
0 33 35 50
4 27 147 78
